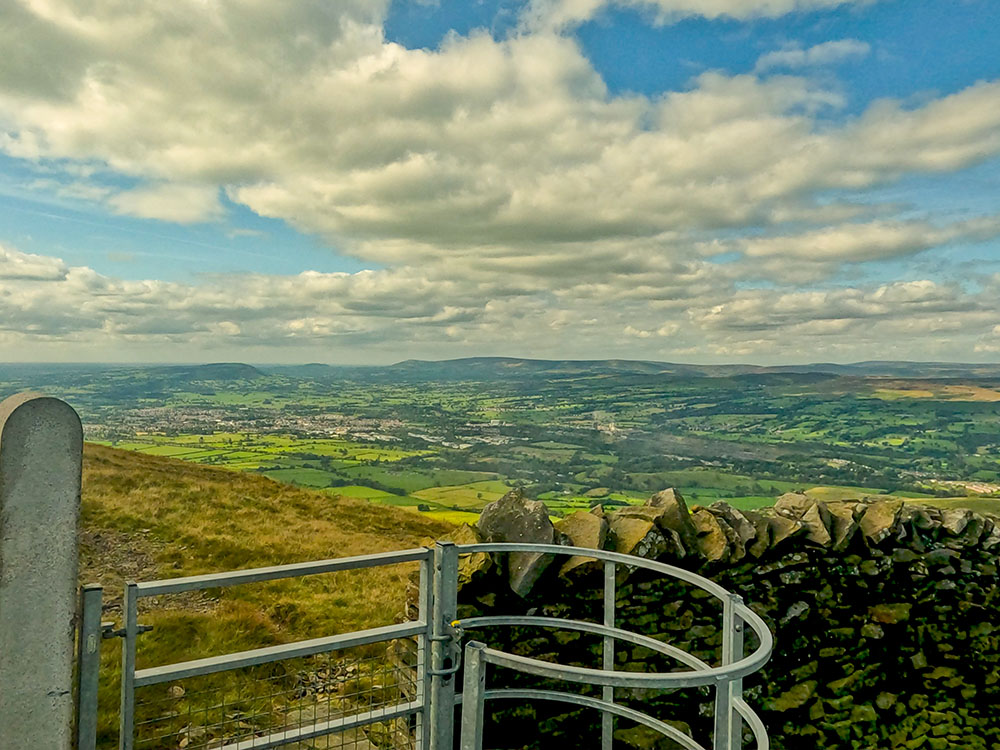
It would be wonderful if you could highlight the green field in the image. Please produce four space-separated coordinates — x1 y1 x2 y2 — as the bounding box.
263 467 340 487
412 480 513 508
91 427 999 520
33 359 1000 523
325 485 399 499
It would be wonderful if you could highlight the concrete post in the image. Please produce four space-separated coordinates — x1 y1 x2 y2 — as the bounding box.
0 393 83 750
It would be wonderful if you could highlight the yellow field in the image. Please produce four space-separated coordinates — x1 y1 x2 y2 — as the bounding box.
871 383 1000 402
940 385 1000 402
871 388 935 400
422 509 482 525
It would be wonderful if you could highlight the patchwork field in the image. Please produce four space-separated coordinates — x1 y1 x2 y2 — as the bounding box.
91 430 961 521
17 359 997 523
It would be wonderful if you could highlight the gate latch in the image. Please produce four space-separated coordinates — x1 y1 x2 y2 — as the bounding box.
428 620 464 677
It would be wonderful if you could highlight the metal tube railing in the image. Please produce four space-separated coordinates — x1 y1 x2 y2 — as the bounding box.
94 540 770 750
485 687 706 750
460 642 708 750
452 542 772 750
117 546 437 750
714 594 737 747
455 543 737 600
134 548 432 596
457 615 709 671
217 699 423 750
416 553 434 750
430 542 460 750
134 621 426 687
602 560 615 750
452 543 773 684
76 584 104 750
119 581 138 750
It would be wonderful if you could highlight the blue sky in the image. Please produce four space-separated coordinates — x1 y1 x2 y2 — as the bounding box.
388 0 1000 107
1 0 999 363
0 157 369 281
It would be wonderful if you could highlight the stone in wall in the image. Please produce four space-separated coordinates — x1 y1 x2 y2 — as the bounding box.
477 488 559 597
444 522 492 586
647 488 698 550
773 492 833 547
556 509 608 578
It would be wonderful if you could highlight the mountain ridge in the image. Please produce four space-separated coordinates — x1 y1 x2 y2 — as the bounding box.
313 356 1000 380
6 358 1000 384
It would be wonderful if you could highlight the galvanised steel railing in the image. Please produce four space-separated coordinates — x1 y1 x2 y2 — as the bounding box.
450 543 773 750
76 541 772 750
79 547 437 750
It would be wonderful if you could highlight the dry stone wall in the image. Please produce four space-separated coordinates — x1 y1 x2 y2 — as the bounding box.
450 489 1000 750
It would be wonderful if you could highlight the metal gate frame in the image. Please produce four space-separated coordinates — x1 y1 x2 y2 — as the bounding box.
451 543 773 750
77 541 772 750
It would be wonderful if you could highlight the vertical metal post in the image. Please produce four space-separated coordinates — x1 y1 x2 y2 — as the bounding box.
712 594 736 750
119 581 138 750
76 584 103 750
416 552 434 750
730 599 746 750
459 642 487 750
430 542 459 750
601 561 616 750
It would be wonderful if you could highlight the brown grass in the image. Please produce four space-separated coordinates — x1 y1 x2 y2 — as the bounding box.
939 385 1000 402
81 444 453 746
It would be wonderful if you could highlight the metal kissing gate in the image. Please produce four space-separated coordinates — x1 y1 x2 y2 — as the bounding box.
77 542 773 750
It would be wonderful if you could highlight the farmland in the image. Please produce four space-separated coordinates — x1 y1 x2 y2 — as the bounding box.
3 358 1000 518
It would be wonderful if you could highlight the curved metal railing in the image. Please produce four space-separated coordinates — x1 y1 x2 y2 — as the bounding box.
449 542 772 750
92 540 771 750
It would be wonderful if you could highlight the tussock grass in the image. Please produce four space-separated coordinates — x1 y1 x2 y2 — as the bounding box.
81 444 453 747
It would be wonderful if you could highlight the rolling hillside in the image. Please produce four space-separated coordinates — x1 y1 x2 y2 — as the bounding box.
82 443 452 606
80 444 453 745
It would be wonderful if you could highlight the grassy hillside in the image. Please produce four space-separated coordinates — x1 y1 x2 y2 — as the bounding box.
77 444 998 748
81 444 453 746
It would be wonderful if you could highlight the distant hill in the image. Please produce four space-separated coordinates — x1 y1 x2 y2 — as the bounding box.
144 362 266 381
764 360 1000 378
377 357 1000 381
6 358 1000 388
386 356 693 378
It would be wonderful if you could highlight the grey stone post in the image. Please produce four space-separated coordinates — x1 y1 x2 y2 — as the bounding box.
0 393 83 750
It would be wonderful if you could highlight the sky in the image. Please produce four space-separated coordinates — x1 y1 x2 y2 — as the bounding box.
1 0 999 365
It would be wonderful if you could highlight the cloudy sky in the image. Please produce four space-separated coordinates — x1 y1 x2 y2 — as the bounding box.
1 0 999 364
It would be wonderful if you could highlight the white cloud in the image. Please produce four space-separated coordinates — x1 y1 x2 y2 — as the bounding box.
0 244 68 281
0 2 999 362
522 0 875 30
976 324 1000 353
755 39 871 72
109 183 222 224
690 280 984 333
1 3 998 267
3 3 997 267
0 242 997 364
701 216 1000 269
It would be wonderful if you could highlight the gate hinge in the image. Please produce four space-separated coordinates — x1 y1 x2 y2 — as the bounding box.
101 621 154 639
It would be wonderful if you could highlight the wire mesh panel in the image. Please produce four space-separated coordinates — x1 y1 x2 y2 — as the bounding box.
116 549 434 750
132 640 418 750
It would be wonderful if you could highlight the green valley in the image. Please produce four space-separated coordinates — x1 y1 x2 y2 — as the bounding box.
3 358 1000 520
